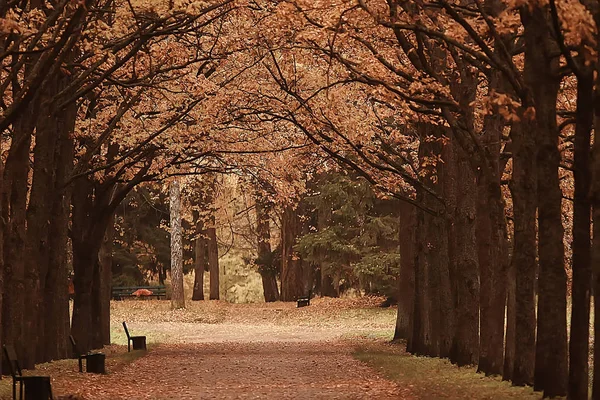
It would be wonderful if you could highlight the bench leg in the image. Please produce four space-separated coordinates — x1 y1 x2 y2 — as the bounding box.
78 356 83 372
128 339 131 352
48 380 54 400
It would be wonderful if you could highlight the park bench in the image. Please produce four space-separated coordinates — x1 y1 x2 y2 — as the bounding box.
296 290 312 308
123 321 147 352
297 297 310 307
3 345 54 400
69 335 105 374
111 285 167 300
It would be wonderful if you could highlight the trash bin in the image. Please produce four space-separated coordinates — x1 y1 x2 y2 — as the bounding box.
86 353 106 374
23 376 52 400
132 336 147 350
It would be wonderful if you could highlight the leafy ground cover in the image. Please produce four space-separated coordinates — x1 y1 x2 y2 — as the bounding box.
354 342 542 400
0 297 546 399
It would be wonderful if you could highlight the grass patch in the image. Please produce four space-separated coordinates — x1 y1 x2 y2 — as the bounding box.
354 343 542 399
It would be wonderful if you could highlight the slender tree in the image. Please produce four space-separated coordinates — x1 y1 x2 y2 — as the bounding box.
170 179 185 309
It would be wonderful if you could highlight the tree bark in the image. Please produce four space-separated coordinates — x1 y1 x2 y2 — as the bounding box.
503 259 516 381
256 197 279 302
450 142 479 367
477 109 508 376
71 179 102 353
170 179 185 309
509 119 537 386
408 203 431 356
92 216 113 348
280 205 304 301
394 203 415 342
192 214 206 301
2 107 35 367
207 223 219 300
442 134 458 360
42 92 76 362
568 66 593 400
0 122 4 377
522 7 568 397
589 11 600 396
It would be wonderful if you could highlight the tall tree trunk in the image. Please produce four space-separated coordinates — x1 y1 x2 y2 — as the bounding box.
71 179 100 353
0 125 4 377
442 134 458 360
207 223 219 300
43 93 76 362
170 179 185 309
522 7 568 397
24 75 63 366
434 136 454 358
510 118 537 386
450 143 479 367
408 203 431 356
591 12 600 398
92 216 113 348
568 66 593 400
503 259 516 381
192 215 206 301
477 116 508 376
256 197 279 302
394 203 415 342
280 205 304 301
2 108 35 367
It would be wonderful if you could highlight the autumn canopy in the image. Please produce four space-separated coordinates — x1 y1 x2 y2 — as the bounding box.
0 0 598 398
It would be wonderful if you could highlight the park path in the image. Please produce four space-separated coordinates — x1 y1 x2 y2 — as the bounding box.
53 340 410 399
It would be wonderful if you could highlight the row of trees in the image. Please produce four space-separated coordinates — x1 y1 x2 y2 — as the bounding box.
221 1 595 398
1 0 598 398
0 0 311 371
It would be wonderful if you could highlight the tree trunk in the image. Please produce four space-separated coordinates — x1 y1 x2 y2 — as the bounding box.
477 116 508 376
522 7 568 397
42 96 76 361
24 74 66 366
2 108 35 367
0 124 4 377
450 142 479 367
170 179 185 309
192 215 206 301
92 216 113 348
503 259 516 381
408 204 431 356
510 118 537 386
71 180 99 354
394 203 415 342
280 205 304 301
207 225 219 300
442 133 458 360
71 244 97 354
568 66 593 400
591 12 600 397
256 197 279 302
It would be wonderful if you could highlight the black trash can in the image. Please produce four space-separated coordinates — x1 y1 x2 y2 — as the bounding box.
23 376 52 400
86 353 106 374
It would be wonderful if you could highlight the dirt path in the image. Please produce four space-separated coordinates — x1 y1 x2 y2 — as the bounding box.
54 341 410 399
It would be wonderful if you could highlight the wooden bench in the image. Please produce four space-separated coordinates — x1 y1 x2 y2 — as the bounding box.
297 290 312 308
297 296 310 307
3 345 54 400
111 285 166 300
123 321 147 352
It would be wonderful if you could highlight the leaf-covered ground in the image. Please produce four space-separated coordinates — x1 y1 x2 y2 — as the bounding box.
0 297 542 399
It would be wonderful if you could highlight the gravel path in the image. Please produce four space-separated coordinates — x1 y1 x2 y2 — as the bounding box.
69 341 409 399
